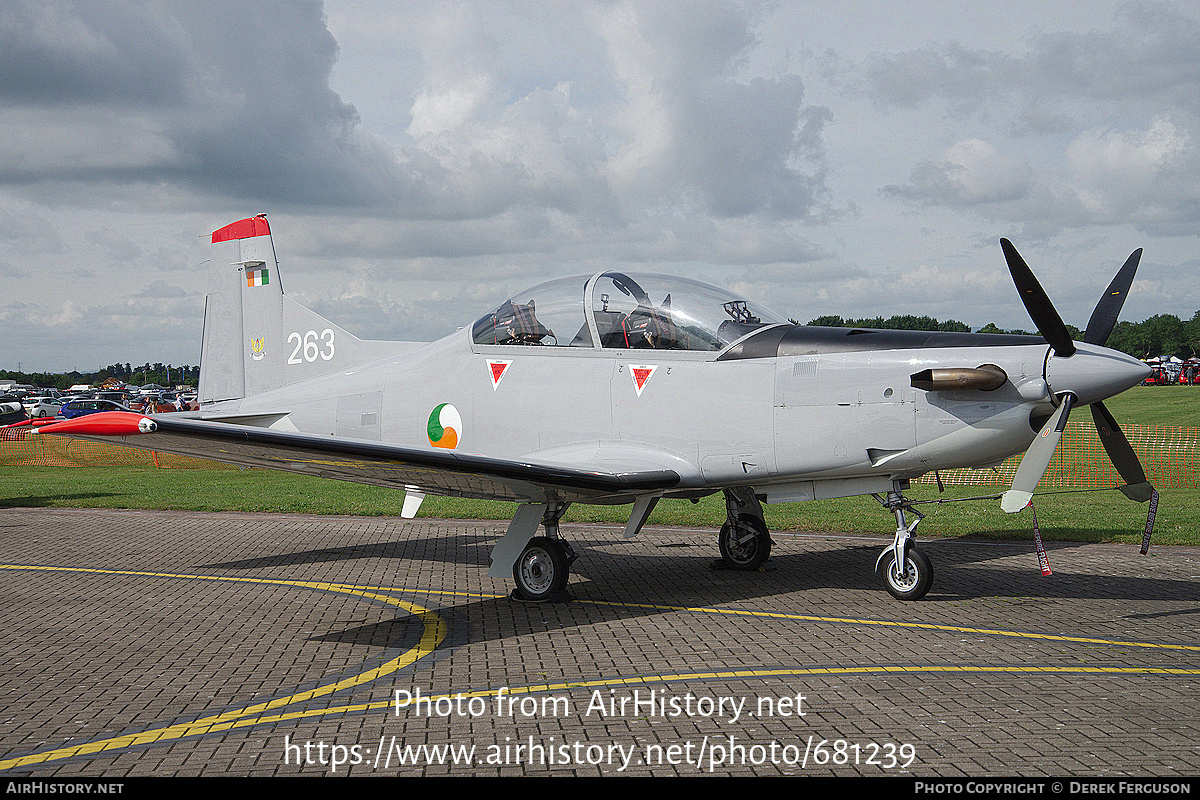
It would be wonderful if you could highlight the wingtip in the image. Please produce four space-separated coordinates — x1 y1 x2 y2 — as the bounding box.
36 412 157 436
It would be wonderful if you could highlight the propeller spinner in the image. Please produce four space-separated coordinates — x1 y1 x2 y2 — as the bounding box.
998 240 1153 512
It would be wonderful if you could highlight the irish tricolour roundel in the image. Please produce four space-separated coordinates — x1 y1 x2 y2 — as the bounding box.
427 403 462 449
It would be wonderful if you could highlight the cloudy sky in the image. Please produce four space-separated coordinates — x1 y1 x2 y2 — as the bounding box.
2 0 1198 373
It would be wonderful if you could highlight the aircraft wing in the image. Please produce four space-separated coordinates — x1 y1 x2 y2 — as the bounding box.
35 412 681 505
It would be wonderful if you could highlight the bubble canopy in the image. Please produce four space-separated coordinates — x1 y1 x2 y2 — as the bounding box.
471 271 786 352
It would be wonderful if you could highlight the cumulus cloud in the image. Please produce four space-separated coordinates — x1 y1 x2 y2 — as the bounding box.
0 0 833 236
4 1 1199 370
882 118 1199 238
1066 116 1199 233
597 2 831 221
0 0 405 207
838 0 1200 241
841 1 1200 124
371 0 834 232
883 139 1036 206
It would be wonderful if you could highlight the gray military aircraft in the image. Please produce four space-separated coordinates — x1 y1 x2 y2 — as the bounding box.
40 216 1154 601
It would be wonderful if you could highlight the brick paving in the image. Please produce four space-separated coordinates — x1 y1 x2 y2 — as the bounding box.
0 507 1197 777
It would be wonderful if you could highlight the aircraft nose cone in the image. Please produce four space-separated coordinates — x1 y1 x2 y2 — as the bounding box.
1045 344 1152 405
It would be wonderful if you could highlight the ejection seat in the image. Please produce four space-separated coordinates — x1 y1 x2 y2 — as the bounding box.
475 299 553 345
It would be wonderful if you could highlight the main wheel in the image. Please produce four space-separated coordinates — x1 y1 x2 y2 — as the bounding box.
513 537 570 601
718 516 771 570
876 547 933 601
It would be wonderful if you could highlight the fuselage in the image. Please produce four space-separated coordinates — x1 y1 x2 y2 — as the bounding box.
210 321 1149 503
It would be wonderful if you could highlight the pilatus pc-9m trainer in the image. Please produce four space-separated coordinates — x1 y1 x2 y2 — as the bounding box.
41 216 1155 601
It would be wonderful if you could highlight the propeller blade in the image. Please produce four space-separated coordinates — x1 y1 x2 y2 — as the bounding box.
1001 238 1076 357
1084 249 1142 346
1091 401 1154 501
1001 395 1074 512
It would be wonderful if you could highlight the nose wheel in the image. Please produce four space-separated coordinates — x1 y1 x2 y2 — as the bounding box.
872 482 934 600
876 547 933 601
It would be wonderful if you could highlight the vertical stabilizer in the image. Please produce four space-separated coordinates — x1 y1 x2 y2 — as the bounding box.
200 217 257 402
199 215 391 406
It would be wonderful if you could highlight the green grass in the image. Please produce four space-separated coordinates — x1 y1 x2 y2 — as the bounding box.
1104 384 1200 429
2 465 1193 546
1 384 1194 545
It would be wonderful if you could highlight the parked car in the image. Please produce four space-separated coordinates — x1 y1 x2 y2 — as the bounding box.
22 397 62 418
1182 361 1200 385
1141 367 1169 386
0 401 27 426
95 391 129 404
58 399 133 419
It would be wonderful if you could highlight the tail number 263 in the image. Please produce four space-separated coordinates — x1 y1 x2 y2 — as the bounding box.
287 329 335 364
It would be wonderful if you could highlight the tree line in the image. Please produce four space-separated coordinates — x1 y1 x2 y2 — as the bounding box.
1 363 199 392
800 311 1200 360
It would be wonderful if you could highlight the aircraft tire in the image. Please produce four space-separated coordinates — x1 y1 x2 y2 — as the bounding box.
718 517 771 571
513 537 570 601
876 547 933 601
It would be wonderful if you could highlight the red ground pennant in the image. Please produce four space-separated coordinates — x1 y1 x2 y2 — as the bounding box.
1027 501 1053 576
1141 488 1159 555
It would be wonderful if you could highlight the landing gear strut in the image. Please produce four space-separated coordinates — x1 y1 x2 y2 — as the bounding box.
717 487 772 570
872 481 933 600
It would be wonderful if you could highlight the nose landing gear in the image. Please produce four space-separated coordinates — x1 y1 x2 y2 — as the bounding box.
872 481 933 600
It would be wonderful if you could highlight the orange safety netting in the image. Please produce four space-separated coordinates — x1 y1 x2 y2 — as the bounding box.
0 428 233 470
2 422 1197 488
915 421 1199 489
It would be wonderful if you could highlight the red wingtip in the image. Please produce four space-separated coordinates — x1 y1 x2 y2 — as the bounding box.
36 412 157 436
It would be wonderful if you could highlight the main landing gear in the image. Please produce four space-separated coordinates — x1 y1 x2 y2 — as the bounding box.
496 502 578 603
871 481 933 601
513 536 577 601
717 487 772 571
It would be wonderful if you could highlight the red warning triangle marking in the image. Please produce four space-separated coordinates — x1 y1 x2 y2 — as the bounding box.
631 365 656 396
488 360 512 390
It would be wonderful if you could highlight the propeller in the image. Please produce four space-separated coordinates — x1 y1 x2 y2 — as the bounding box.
998 240 1153 512
1001 394 1073 512
1001 238 1076 357
1091 402 1153 501
1084 248 1142 346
